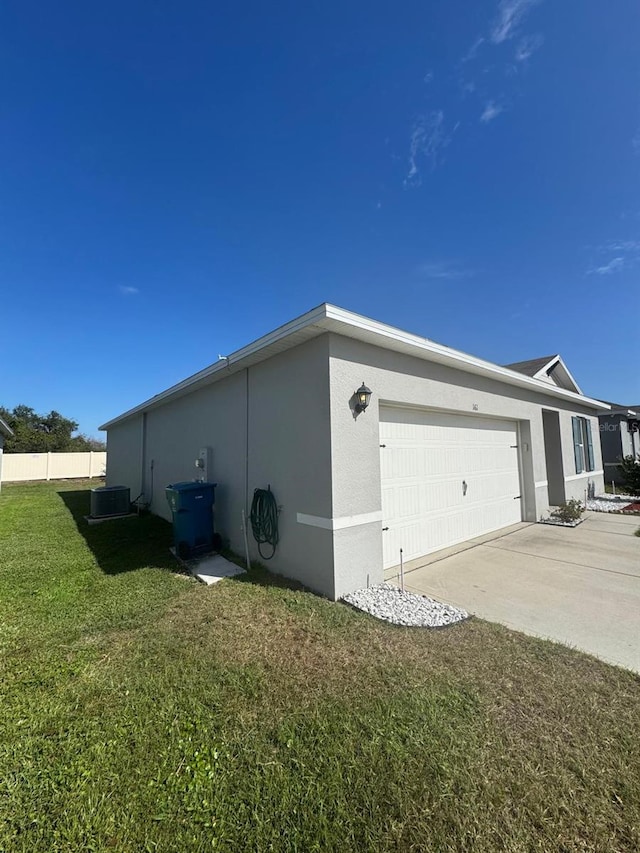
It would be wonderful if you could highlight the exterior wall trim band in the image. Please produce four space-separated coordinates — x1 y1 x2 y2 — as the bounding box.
297 510 383 531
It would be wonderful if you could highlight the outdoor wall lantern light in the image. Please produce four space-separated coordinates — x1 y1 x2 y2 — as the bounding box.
354 382 372 414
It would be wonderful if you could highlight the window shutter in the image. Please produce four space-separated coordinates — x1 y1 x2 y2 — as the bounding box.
572 416 584 474
585 419 595 472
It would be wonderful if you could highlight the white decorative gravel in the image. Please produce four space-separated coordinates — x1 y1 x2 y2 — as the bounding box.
342 582 468 628
587 494 640 513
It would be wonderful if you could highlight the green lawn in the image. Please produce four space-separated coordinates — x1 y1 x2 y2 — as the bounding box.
605 481 637 496
1 480 639 852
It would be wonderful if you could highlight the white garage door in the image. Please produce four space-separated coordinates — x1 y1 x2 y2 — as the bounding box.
380 407 522 569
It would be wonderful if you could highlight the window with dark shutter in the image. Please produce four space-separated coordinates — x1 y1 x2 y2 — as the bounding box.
572 416 584 474
584 419 595 472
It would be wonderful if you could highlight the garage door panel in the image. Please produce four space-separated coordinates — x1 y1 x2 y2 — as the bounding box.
380 408 522 569
398 484 420 516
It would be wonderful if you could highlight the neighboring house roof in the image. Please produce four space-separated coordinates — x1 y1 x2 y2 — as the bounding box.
0 416 14 438
599 402 638 417
503 355 558 377
100 304 610 430
504 354 583 395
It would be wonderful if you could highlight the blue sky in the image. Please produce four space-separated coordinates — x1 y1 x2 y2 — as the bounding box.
2 0 639 437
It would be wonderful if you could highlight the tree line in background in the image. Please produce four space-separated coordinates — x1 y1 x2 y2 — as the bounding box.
0 406 106 453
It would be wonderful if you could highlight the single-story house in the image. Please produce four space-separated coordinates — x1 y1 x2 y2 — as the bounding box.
100 304 609 600
0 416 14 493
597 403 640 484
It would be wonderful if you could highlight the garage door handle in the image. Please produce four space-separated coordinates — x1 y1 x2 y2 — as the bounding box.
382 527 389 532
514 495 521 499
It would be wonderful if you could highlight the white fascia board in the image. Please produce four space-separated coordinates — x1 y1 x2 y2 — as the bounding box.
531 355 582 395
553 357 583 395
99 303 329 429
531 355 561 380
603 407 638 417
0 416 14 437
320 305 608 411
100 303 610 430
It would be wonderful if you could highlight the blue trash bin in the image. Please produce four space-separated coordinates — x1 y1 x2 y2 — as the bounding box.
165 481 217 559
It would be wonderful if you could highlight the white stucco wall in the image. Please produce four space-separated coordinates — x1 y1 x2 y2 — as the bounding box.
246 334 334 595
105 329 605 601
140 369 248 548
106 415 144 498
105 335 336 598
621 421 636 457
327 335 604 597
557 410 604 502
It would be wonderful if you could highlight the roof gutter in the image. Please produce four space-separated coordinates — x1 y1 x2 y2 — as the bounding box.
0 416 14 438
100 303 610 430
99 304 329 429
605 408 638 417
321 305 609 411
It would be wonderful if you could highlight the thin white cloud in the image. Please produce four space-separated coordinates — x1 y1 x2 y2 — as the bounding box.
461 37 485 63
119 285 139 295
480 101 504 123
604 240 640 253
588 257 625 275
585 240 640 275
416 261 474 280
456 1 542 129
491 0 541 44
515 33 544 61
404 111 451 186
409 0 543 187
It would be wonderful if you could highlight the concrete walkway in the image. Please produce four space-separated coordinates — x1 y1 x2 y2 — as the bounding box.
395 513 640 673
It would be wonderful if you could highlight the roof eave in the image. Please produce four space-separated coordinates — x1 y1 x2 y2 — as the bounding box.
321 305 608 410
602 408 638 417
99 303 331 429
0 416 14 438
100 303 610 429
530 355 583 395
556 359 582 395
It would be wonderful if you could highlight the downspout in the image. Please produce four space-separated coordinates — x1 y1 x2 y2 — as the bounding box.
245 367 250 514
242 367 252 569
140 412 147 505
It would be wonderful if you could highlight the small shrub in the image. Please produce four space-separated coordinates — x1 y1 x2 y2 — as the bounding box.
617 454 640 494
552 499 584 524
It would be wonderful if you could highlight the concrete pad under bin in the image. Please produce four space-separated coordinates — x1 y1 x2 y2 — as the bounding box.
169 548 245 585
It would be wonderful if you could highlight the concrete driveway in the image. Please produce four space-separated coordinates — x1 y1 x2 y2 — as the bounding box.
397 513 640 672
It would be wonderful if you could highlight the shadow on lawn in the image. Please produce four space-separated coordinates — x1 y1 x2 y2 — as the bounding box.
221 549 309 594
58 489 176 575
59 488 307 590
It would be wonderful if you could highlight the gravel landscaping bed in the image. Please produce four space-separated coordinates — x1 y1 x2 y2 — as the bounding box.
342 582 468 628
539 517 584 528
587 494 640 513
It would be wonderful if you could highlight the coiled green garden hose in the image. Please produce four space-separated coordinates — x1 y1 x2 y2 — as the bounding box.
249 486 279 560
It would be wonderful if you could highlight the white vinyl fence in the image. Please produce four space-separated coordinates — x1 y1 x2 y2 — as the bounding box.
0 451 106 483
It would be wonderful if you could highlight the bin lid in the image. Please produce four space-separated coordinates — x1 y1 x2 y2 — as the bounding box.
166 481 217 491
